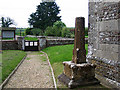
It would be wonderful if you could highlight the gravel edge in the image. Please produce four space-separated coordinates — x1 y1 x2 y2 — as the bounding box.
0 53 27 90
41 51 57 90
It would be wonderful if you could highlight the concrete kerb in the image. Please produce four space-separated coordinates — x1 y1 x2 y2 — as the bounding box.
41 51 57 90
0 53 27 90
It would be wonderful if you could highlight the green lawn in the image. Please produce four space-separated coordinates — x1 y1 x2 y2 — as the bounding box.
85 36 88 38
43 44 88 65
2 38 14 40
24 37 38 41
2 50 26 83
42 44 108 89
42 44 89 87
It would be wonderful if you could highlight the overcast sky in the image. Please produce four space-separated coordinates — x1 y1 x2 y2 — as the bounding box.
0 0 88 28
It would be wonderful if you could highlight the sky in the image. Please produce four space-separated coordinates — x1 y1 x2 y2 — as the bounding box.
0 0 88 28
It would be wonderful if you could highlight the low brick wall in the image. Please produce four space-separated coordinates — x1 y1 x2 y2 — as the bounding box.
2 40 18 50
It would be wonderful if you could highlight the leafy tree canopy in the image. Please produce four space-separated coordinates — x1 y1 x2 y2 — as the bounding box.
28 1 61 32
45 21 66 36
0 17 15 27
31 28 43 36
53 21 66 29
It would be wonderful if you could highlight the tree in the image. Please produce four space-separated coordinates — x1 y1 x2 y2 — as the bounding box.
28 1 61 33
53 21 66 29
45 21 66 36
0 17 15 27
61 27 71 38
31 28 43 36
45 26 55 36
45 26 61 36
52 21 66 36
26 28 33 35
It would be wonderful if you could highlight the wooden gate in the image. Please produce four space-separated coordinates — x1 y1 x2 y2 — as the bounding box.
24 40 39 51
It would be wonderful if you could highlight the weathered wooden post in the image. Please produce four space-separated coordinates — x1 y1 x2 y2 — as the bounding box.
58 17 99 88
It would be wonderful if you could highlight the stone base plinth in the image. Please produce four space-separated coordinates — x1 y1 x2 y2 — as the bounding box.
58 61 100 88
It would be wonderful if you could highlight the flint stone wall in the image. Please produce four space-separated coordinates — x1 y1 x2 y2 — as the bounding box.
2 40 18 50
1 37 88 50
46 39 74 47
1 38 75 50
88 0 120 88
46 38 88 47
2 37 24 50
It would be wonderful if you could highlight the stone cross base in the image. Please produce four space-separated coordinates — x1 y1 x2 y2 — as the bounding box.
58 61 100 88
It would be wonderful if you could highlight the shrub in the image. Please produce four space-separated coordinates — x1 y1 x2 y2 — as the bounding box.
45 26 55 36
26 28 33 35
31 28 43 36
45 26 61 37
62 27 71 38
45 21 66 37
53 26 61 37
53 21 66 28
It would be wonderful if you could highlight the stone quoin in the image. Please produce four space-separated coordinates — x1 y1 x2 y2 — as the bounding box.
87 0 120 88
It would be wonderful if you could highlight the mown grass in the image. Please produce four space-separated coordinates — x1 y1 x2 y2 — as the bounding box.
43 44 88 64
2 38 14 40
24 37 38 41
42 44 109 89
42 44 89 87
85 36 88 38
2 50 26 82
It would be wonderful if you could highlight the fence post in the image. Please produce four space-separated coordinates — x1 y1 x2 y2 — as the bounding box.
38 36 46 50
17 36 25 50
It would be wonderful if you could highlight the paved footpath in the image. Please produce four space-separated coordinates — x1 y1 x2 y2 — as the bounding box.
4 52 54 88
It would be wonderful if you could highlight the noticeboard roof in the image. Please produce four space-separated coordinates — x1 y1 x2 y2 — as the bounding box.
0 27 16 31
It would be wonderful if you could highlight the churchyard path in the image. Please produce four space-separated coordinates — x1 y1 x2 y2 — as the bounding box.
4 52 54 88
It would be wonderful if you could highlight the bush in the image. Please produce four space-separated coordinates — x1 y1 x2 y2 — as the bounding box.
31 28 43 36
26 28 33 35
61 27 71 38
53 21 66 28
45 21 66 37
45 26 61 37
45 26 54 36
53 26 61 37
